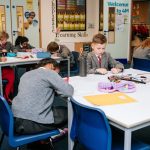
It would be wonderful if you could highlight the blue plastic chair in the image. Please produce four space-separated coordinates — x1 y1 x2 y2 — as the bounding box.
2 79 8 85
115 58 127 65
70 98 150 150
70 51 79 76
70 98 112 150
115 58 130 69
2 80 8 97
0 96 60 149
132 57 150 72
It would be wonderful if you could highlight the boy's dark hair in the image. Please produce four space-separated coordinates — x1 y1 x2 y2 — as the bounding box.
47 42 59 53
15 36 29 46
37 58 59 69
92 33 107 44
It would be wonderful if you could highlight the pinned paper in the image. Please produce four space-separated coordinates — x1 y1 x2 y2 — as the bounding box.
26 0 33 10
84 92 136 106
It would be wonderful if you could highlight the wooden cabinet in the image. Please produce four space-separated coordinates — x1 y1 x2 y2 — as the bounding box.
74 42 92 53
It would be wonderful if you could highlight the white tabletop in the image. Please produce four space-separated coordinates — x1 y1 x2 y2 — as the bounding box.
69 69 150 128
0 57 41 66
0 56 64 67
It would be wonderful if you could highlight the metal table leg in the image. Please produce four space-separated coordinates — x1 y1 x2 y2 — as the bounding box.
68 99 74 150
68 57 70 77
0 66 3 96
124 129 132 150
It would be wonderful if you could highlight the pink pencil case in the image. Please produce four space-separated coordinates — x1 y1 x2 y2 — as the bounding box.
98 81 136 93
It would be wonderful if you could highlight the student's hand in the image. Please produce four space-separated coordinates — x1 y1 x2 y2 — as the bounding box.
2 49 7 52
111 68 122 74
96 68 108 75
64 77 69 83
0 57 7 62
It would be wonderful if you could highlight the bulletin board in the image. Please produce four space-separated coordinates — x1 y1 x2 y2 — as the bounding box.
99 0 103 31
0 5 6 32
56 0 86 31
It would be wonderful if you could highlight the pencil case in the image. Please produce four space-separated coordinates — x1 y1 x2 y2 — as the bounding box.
37 52 51 58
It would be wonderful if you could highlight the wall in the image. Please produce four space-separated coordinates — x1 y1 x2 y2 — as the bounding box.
104 0 131 59
95 0 131 59
40 0 131 59
40 0 98 50
132 1 150 24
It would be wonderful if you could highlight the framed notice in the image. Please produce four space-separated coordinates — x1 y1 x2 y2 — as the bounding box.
56 0 86 31
99 0 103 31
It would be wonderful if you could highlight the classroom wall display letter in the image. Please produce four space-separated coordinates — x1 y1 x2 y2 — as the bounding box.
56 0 86 31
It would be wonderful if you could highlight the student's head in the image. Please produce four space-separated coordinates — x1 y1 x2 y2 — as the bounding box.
140 39 150 49
47 42 59 54
91 33 107 56
0 31 9 44
37 58 60 73
15 36 29 48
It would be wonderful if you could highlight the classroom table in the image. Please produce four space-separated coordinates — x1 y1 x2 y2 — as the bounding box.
0 56 70 95
68 68 150 150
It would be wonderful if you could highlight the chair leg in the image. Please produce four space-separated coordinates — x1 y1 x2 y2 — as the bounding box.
73 139 79 150
0 133 4 147
49 138 54 150
17 147 20 150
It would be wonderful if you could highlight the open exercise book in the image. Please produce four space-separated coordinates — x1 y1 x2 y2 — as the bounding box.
84 92 136 106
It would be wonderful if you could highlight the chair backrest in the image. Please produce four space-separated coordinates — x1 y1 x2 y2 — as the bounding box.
70 98 112 150
133 57 150 72
115 58 127 64
0 96 14 138
70 51 80 75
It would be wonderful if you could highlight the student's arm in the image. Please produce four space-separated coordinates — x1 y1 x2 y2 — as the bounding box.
13 45 23 52
46 70 74 97
87 55 97 74
24 44 35 52
60 45 70 58
28 44 35 49
10 44 15 52
5 42 14 52
147 49 150 59
107 53 124 72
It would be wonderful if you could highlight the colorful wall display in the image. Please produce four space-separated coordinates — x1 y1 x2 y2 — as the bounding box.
99 0 103 31
56 0 86 31
16 6 24 36
26 0 33 10
24 10 38 30
0 5 6 32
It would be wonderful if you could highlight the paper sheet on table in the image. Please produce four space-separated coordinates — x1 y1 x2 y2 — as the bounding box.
84 92 136 106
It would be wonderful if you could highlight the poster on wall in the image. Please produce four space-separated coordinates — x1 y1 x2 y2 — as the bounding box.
56 0 86 31
99 0 103 31
116 14 124 32
26 0 33 10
